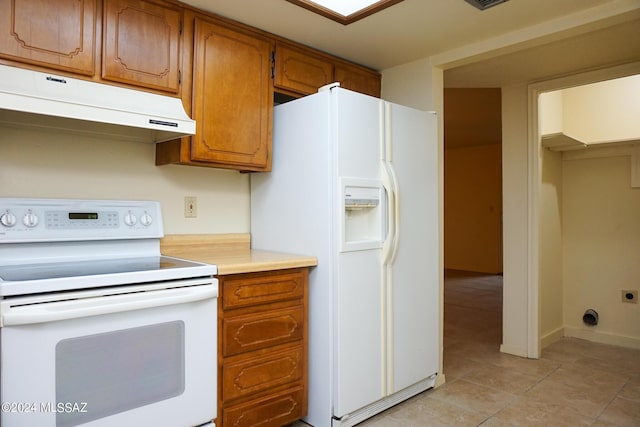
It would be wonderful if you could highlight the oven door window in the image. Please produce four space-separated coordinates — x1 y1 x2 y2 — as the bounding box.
56 321 185 427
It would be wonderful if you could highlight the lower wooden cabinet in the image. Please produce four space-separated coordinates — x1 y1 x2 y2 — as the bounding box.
223 386 306 427
217 268 308 427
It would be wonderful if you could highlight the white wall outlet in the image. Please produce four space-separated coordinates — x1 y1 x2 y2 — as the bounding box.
184 196 197 218
621 290 638 304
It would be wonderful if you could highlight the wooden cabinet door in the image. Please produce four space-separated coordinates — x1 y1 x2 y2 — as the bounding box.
102 0 181 92
190 18 272 171
334 63 381 98
0 0 96 75
274 43 333 95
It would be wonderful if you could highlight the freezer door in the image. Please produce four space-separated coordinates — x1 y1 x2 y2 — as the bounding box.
333 249 384 418
333 88 386 418
384 104 439 393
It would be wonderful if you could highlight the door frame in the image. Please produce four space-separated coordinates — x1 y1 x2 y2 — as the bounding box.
526 60 640 357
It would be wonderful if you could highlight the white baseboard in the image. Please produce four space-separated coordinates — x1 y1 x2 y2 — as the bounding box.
540 326 564 349
564 327 640 350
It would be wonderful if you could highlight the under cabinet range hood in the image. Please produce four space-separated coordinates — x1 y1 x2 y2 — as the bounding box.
0 65 195 143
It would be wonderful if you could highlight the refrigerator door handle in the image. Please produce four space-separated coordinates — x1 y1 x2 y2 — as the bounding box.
381 101 401 266
381 162 399 265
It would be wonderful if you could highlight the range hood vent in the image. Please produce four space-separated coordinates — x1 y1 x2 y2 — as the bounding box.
0 65 195 143
464 0 509 10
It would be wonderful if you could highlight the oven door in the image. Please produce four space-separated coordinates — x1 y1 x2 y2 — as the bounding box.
0 279 217 427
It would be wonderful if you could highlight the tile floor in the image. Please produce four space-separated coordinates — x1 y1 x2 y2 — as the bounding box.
300 269 640 426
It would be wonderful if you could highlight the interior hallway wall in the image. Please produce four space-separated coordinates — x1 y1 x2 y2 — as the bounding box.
444 143 502 273
539 148 564 347
443 88 503 274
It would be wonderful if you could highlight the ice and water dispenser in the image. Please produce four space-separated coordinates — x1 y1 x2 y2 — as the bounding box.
341 179 384 251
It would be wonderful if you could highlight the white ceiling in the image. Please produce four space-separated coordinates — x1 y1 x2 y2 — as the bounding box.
180 0 640 87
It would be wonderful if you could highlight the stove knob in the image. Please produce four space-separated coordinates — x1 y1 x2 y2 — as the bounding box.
23 211 39 228
124 211 137 226
0 211 17 227
140 212 153 227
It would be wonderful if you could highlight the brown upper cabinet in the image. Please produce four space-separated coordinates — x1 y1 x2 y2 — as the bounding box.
274 41 381 98
274 43 333 95
156 15 273 172
335 62 381 98
102 0 182 93
0 0 97 75
1 0 380 172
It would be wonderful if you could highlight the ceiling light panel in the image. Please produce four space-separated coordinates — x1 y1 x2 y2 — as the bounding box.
307 0 381 16
287 0 404 25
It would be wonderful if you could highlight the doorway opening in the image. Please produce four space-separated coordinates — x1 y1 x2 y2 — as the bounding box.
442 87 504 365
536 71 640 351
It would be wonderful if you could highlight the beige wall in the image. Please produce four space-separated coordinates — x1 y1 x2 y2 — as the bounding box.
538 71 640 350
562 153 640 348
444 143 502 273
539 148 564 347
563 75 640 144
500 84 531 357
540 74 640 145
0 126 251 234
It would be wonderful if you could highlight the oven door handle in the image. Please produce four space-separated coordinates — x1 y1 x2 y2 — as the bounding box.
2 284 217 326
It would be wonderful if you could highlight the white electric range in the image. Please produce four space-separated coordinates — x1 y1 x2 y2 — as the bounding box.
0 198 217 427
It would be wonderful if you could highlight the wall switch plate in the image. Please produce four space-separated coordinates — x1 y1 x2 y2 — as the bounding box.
184 196 197 218
621 289 638 304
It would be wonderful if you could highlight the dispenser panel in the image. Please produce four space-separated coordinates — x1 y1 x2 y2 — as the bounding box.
340 179 384 252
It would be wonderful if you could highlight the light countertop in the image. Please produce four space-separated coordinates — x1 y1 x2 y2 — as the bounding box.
160 233 317 275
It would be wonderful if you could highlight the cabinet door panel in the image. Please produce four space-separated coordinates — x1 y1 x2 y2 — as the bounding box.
191 18 272 169
274 43 333 95
102 0 181 92
0 0 96 75
334 63 381 98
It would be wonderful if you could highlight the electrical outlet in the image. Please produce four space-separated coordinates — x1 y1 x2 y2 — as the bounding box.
621 289 638 304
184 196 197 218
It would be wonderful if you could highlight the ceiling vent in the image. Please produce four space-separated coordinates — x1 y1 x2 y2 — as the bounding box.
464 0 509 10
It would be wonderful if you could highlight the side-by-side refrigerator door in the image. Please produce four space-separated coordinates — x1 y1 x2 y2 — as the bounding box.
332 88 386 419
383 103 439 394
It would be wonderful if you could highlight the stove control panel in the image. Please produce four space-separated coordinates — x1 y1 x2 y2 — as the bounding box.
0 198 163 243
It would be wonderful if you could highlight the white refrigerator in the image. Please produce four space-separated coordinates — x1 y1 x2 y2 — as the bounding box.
250 85 439 427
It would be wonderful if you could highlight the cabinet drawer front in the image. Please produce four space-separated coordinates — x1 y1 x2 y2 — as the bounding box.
223 386 305 427
222 270 305 309
222 346 303 402
223 306 304 356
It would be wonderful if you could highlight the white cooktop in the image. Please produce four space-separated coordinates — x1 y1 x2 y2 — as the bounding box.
0 198 217 296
